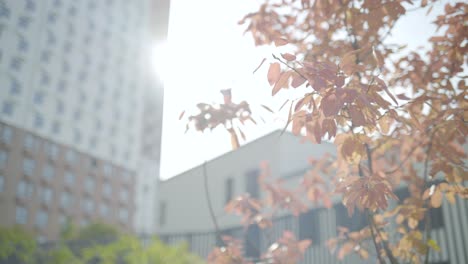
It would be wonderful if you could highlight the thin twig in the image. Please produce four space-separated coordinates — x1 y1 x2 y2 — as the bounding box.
203 162 224 246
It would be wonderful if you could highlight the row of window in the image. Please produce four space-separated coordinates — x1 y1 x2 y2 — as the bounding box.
15 204 129 228
16 176 129 201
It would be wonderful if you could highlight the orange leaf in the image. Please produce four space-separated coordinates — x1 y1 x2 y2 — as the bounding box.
322 92 344 117
430 189 443 208
178 110 185 120
272 72 291 96
230 130 240 150
281 53 296 61
349 105 366 126
291 74 307 88
267 62 281 86
274 38 288 47
261 104 274 113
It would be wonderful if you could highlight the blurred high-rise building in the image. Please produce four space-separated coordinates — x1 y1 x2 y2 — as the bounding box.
0 0 168 241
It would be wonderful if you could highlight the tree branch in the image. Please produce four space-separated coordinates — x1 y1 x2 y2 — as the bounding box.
203 162 224 246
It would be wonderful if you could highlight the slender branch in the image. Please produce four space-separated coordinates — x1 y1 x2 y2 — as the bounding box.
366 144 399 264
422 130 436 264
203 162 224 246
272 54 310 84
367 212 386 264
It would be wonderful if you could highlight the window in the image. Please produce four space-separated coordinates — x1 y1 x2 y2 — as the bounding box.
159 201 166 226
0 4 11 18
56 100 64 114
82 198 94 213
0 150 7 169
0 126 13 143
33 91 44 105
1 126 13 143
225 178 234 204
58 214 67 226
0 175 4 192
39 186 53 203
84 178 95 192
120 189 129 202
2 101 13 115
23 158 35 176
10 56 24 71
119 208 128 222
100 204 109 217
24 134 37 151
47 12 57 24
73 110 81 121
16 206 28 225
34 113 43 128
45 142 59 160
40 72 50 86
64 171 75 185
245 169 260 198
18 36 28 52
18 16 31 29
35 210 48 228
10 78 21 95
103 164 112 177
299 209 321 243
57 79 66 92
103 182 112 197
25 0 36 11
42 164 54 180
16 180 33 198
60 192 72 208
51 121 60 134
74 130 81 143
65 150 76 164
40 50 51 63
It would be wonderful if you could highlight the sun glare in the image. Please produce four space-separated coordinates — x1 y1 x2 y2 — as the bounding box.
151 41 172 82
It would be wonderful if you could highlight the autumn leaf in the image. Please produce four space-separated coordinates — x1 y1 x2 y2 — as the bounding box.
274 38 288 46
349 105 366 126
267 62 281 85
178 110 185 120
281 53 296 61
322 92 344 117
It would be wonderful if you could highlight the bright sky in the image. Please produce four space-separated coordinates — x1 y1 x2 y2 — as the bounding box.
157 0 448 180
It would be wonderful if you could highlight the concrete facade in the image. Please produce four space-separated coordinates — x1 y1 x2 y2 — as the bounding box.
159 130 468 263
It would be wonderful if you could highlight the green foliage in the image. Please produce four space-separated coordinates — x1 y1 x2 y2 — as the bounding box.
0 224 204 264
0 226 36 263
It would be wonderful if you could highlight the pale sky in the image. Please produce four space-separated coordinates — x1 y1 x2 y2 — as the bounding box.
157 0 447 180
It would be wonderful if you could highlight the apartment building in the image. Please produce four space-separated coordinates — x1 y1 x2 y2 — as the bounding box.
158 130 468 263
0 0 167 240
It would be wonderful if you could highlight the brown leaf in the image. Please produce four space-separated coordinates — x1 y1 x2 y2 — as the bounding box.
274 38 288 47
349 105 366 126
230 129 240 150
281 53 296 61
261 104 274 113
178 110 185 120
430 189 443 208
291 74 307 88
322 92 344 117
268 62 281 86
272 72 291 96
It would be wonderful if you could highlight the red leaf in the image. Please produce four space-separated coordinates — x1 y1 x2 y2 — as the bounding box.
349 105 366 126
268 63 281 86
281 53 296 61
178 110 185 120
272 72 291 96
291 73 307 88
274 38 288 47
322 92 344 117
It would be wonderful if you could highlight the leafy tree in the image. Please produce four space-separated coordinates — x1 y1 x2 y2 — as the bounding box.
0 226 36 264
0 224 204 264
182 0 467 263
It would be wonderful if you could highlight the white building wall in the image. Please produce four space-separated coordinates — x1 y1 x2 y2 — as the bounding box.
157 131 331 234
